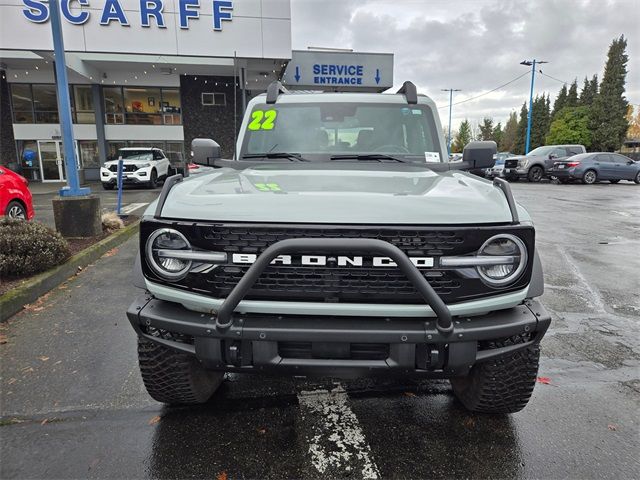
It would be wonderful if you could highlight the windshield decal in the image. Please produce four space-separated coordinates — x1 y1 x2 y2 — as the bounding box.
248 109 277 131
424 152 440 163
254 182 282 192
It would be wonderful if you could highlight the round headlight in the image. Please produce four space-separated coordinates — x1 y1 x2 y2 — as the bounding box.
477 234 527 286
145 228 192 281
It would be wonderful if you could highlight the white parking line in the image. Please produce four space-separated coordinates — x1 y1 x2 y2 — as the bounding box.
120 202 149 214
298 385 380 479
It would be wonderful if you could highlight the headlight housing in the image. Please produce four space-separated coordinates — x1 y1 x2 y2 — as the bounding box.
476 234 527 286
145 228 192 280
518 158 529 168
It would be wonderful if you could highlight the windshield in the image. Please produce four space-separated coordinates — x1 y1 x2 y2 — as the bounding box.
526 146 555 157
118 149 153 161
241 102 442 162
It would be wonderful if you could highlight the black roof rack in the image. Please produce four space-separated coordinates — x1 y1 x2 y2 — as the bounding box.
397 81 418 104
266 81 289 104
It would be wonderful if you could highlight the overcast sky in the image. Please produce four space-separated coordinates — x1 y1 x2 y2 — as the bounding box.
291 0 639 132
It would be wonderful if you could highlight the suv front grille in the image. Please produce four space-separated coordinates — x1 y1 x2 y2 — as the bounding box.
141 222 535 304
108 164 138 172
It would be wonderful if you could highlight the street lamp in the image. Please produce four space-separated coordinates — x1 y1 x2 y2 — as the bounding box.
441 88 461 156
520 59 548 154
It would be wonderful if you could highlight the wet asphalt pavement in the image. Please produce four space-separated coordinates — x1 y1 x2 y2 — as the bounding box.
1 181 639 479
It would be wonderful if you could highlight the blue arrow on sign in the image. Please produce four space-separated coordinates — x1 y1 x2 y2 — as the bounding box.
375 68 381 84
294 66 301 82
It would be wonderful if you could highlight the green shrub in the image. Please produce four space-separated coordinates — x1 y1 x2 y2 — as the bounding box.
0 219 71 279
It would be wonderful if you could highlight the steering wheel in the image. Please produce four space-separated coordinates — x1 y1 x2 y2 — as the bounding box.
373 144 410 154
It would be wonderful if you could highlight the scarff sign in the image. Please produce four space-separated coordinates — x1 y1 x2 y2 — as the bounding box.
21 0 233 30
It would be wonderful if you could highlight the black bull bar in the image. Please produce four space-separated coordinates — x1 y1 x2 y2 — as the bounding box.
214 238 454 334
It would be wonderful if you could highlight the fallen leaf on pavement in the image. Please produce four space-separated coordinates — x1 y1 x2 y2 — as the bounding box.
8 378 16 384
257 428 266 434
0 334 8 344
216 472 228 480
38 356 50 362
148 415 162 425
608 424 617 431
103 248 119 257
403 391 417 397
537 377 551 384
463 417 476 429
41 418 48 426
88 458 100 471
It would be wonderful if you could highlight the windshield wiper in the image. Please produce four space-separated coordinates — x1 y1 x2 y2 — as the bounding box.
242 152 309 162
329 154 409 163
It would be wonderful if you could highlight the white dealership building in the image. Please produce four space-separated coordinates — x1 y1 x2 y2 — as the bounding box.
0 0 393 181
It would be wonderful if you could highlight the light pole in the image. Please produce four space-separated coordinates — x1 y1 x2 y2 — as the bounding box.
441 88 461 156
520 59 547 154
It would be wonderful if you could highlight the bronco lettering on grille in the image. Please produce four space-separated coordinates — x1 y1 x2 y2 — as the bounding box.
231 254 434 268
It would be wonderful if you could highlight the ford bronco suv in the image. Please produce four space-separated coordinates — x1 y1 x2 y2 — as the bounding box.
127 82 550 414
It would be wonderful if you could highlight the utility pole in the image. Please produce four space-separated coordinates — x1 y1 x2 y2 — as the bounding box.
520 59 547 154
441 88 461 156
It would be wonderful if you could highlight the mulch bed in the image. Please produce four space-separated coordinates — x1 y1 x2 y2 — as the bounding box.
0 216 138 297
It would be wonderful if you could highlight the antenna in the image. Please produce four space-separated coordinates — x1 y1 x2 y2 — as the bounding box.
233 50 238 160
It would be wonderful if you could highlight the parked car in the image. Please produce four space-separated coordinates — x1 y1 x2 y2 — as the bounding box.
503 145 586 182
100 147 171 189
548 152 640 184
0 166 34 220
485 152 513 179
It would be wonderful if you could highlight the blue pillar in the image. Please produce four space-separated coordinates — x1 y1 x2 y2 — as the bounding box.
50 0 90 196
524 59 536 155
447 89 453 156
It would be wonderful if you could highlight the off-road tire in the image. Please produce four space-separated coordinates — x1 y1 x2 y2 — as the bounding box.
527 165 544 182
450 339 540 414
583 169 597 184
138 339 223 405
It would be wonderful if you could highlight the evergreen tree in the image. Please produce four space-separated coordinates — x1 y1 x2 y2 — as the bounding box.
478 117 494 141
492 122 503 149
452 119 472 153
500 112 518 152
552 84 568 119
513 103 529 155
566 80 579 108
529 95 551 150
579 74 598 106
590 35 629 151
546 106 592 148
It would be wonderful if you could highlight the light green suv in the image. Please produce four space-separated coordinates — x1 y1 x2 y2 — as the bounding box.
127 81 550 414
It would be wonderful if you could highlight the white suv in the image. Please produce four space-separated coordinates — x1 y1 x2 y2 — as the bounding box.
100 147 171 190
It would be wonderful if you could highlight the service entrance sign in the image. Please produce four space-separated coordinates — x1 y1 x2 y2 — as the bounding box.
283 50 393 92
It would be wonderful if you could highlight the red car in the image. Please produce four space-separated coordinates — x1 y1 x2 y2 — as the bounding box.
0 166 34 220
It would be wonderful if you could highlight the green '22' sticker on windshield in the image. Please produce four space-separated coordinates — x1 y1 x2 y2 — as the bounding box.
248 110 277 130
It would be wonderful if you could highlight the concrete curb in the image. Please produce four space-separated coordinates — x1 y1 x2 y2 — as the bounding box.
0 221 140 323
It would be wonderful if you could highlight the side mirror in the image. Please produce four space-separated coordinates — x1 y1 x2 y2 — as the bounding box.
191 138 221 166
549 153 558 160
462 141 497 170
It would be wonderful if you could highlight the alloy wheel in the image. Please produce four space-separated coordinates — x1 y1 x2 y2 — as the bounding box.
7 204 26 219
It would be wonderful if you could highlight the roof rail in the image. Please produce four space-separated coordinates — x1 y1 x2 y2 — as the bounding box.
266 81 289 104
397 81 418 104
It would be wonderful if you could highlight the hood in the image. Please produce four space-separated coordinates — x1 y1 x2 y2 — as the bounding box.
154 163 522 225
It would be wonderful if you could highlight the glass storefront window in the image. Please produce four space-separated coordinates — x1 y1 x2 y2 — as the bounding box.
161 88 182 124
73 85 95 124
107 141 127 160
11 84 34 123
16 140 41 181
78 141 99 168
104 87 124 124
123 87 162 125
32 84 59 123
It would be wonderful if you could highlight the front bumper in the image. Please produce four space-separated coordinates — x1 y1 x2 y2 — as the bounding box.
100 167 151 184
127 295 551 378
